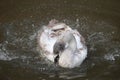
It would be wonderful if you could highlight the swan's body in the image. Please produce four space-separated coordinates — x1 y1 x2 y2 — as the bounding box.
37 19 87 68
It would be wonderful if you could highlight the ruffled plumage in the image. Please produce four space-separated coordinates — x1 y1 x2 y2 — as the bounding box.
37 19 87 68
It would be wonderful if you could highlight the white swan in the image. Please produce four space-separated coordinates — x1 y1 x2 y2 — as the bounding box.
37 19 87 68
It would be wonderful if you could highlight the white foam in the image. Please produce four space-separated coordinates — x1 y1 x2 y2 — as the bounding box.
0 50 18 61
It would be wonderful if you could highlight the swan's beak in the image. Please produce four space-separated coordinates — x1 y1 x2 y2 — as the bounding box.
54 54 59 64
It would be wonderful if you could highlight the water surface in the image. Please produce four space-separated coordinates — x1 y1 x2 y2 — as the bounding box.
0 0 120 80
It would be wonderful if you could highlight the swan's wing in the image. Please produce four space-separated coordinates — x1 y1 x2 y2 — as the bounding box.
71 30 87 66
72 30 87 51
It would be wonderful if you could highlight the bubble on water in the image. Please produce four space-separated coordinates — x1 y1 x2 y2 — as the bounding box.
104 54 115 61
104 47 120 61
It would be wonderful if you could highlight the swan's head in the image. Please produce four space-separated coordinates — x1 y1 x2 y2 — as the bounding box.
53 31 77 68
53 42 65 64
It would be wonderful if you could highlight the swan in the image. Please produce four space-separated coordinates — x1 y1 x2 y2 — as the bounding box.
37 19 87 68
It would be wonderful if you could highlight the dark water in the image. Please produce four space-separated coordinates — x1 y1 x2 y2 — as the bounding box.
0 0 120 80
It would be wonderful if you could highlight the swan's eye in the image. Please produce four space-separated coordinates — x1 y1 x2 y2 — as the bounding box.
59 44 65 51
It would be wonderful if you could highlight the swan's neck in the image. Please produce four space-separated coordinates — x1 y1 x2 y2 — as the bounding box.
62 32 77 52
53 31 77 67
58 32 77 68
